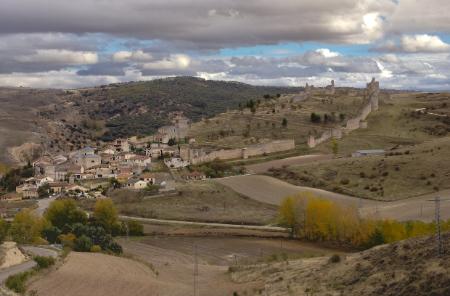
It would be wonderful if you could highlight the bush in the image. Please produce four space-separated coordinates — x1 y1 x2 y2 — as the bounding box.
329 254 341 263
108 241 123 254
42 226 61 244
123 220 144 236
34 256 55 269
58 233 76 248
5 271 33 293
74 235 93 252
90 245 102 253
340 178 350 185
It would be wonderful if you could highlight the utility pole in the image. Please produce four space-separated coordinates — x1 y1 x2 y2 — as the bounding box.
435 196 442 256
427 196 450 256
193 244 198 296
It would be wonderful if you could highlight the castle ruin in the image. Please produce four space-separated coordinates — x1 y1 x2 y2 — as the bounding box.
307 78 379 148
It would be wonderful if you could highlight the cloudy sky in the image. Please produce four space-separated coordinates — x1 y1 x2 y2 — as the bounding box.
1 0 450 90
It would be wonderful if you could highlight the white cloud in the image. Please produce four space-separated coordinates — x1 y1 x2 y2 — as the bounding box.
112 50 153 62
142 54 191 70
15 49 98 65
401 34 450 53
315 48 340 58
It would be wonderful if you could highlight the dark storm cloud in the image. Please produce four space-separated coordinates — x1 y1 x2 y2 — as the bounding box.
0 0 394 49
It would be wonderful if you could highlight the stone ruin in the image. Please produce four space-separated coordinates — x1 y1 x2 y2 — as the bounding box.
307 78 380 148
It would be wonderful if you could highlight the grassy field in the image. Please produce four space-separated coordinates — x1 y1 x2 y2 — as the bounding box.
188 88 367 149
268 137 450 201
108 181 278 225
314 92 450 155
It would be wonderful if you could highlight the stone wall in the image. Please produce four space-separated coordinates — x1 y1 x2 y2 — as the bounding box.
307 78 379 148
185 139 295 165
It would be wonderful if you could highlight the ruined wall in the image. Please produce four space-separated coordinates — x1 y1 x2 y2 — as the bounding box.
187 139 295 165
307 78 379 148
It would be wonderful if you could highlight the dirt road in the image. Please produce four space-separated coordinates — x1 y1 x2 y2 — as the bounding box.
245 154 333 174
216 175 450 222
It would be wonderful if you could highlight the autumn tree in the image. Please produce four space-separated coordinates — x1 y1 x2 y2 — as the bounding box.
45 199 87 230
93 199 118 233
9 209 47 244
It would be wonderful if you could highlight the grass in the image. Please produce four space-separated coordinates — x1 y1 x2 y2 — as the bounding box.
188 89 368 149
264 92 450 201
269 137 450 200
110 181 278 225
5 256 56 293
313 92 450 155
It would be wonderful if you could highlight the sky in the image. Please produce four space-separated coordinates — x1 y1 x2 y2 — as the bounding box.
1 0 450 90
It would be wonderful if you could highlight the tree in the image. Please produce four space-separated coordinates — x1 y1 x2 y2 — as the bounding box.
167 138 176 146
331 139 339 156
42 225 61 244
310 112 321 123
38 183 51 198
74 235 93 252
45 199 87 230
93 199 118 233
0 218 9 243
9 209 47 244
282 118 288 127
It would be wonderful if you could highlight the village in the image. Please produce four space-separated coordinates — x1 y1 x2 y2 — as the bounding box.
10 108 298 201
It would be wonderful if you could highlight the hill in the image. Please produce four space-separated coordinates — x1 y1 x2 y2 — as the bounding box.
231 232 450 296
59 77 301 141
0 77 300 162
267 92 450 200
0 87 64 164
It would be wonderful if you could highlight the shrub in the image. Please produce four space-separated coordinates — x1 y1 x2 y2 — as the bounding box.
108 241 123 254
42 226 61 244
329 254 341 263
90 245 102 252
340 178 350 185
5 271 33 293
58 233 76 248
123 220 144 236
34 256 55 269
74 235 93 252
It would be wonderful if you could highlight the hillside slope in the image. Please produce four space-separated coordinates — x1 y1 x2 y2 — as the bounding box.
232 232 450 296
61 77 301 141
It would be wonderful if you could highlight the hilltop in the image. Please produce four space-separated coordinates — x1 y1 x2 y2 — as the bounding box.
58 77 301 141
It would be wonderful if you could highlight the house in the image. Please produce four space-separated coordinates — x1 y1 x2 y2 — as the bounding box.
113 139 130 153
72 153 101 169
48 182 68 193
164 157 189 168
128 136 152 149
352 149 385 157
183 171 206 181
125 178 148 190
101 147 116 155
21 185 39 199
131 155 152 167
139 173 155 185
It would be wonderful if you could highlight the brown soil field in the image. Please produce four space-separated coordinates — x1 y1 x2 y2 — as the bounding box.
28 236 342 296
216 175 450 222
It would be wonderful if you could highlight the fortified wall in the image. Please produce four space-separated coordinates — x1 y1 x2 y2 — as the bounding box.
181 139 295 165
308 78 379 148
